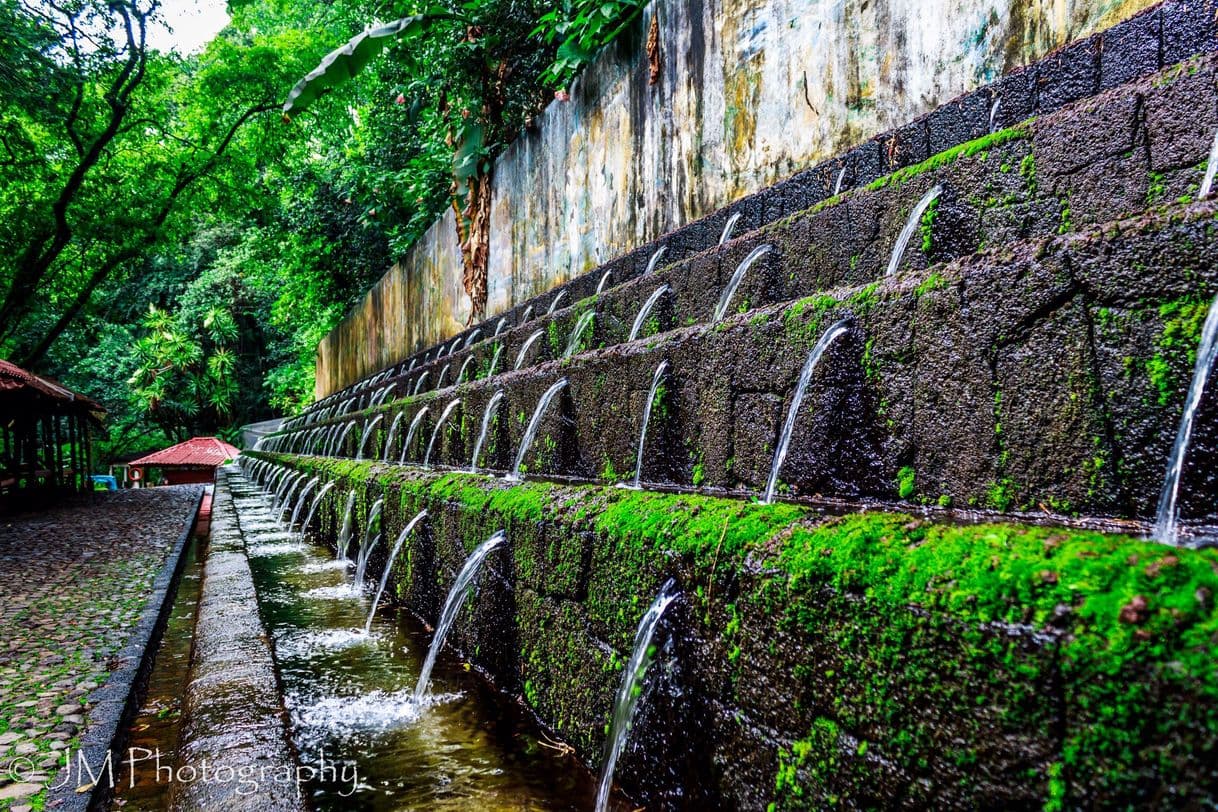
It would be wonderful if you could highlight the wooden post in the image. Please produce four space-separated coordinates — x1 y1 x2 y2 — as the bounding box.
68 415 78 492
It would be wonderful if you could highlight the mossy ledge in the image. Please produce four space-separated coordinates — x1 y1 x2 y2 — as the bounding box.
251 451 1218 809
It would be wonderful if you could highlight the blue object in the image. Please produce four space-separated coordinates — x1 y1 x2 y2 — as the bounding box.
91 474 118 491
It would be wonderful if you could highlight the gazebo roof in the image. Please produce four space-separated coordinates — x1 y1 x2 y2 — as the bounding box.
129 436 241 468
0 359 105 418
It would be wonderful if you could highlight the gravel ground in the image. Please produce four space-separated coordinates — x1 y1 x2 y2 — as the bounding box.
0 487 201 812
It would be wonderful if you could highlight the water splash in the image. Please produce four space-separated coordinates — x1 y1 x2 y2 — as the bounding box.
629 285 670 341
382 411 406 462
594 580 679 812
414 531 507 701
1153 292 1218 546
365 510 427 635
547 289 567 315
355 414 383 461
423 398 461 467
399 407 430 464
412 372 429 396
493 316 508 337
437 363 451 388
354 498 384 585
628 361 669 489
564 311 596 358
643 245 667 276
470 391 504 473
718 212 741 245
762 320 850 504
515 329 545 370
336 490 357 560
886 185 942 277
713 244 773 322
509 379 569 481
833 166 847 196
521 304 534 323
1200 129 1218 201
464 328 482 349
988 95 1001 134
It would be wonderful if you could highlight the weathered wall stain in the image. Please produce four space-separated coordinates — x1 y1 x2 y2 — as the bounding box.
317 0 1159 396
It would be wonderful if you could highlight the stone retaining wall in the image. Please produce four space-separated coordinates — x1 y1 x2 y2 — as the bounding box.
315 0 1217 395
242 456 1218 809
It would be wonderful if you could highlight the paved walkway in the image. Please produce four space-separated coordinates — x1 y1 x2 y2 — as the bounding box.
0 488 201 812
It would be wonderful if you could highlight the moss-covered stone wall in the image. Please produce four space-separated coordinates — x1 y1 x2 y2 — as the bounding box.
246 453 1218 809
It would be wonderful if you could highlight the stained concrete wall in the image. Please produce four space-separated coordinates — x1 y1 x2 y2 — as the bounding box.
316 0 1163 396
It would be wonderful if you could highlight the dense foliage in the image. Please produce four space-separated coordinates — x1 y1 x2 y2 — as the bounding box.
0 0 643 462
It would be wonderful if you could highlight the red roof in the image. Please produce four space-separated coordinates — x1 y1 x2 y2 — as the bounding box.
0 359 105 416
129 436 241 468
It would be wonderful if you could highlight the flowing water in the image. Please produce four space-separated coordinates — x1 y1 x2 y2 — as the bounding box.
354 499 384 585
643 245 667 276
414 531 506 701
356 415 383 460
547 289 567 315
510 378 569 481
470 390 504 473
718 212 741 245
399 407 430 464
112 537 205 811
366 511 427 635
424 398 461 467
289 476 321 529
596 269 613 294
628 361 668 489
1200 129 1218 201
713 244 772 322
833 166 846 196
515 329 545 370
457 355 475 384
300 480 337 538
629 285 670 342
564 310 596 358
594 580 678 812
382 411 406 462
886 184 942 277
230 478 600 810
487 343 504 378
1153 292 1218 546
337 490 358 561
763 320 851 504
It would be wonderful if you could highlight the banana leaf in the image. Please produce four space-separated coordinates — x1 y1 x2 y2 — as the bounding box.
283 12 456 116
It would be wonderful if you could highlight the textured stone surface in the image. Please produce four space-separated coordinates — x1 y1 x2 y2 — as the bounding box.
280 53 1218 523
314 0 1196 395
235 460 1218 809
168 472 303 812
0 487 200 812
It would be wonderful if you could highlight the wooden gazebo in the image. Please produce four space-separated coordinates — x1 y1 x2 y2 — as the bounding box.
0 359 105 504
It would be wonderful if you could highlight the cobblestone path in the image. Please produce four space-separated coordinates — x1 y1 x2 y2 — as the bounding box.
0 487 201 811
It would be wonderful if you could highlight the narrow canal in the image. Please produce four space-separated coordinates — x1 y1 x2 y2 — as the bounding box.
227 475 603 810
